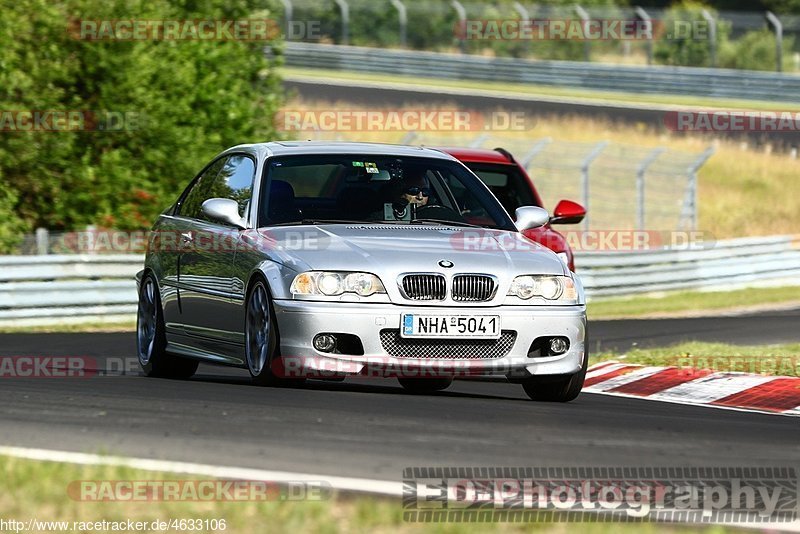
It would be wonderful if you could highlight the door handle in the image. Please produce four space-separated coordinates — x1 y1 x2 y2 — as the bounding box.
181 232 193 243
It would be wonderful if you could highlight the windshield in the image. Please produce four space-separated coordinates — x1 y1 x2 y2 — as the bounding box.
258 154 517 230
464 163 540 217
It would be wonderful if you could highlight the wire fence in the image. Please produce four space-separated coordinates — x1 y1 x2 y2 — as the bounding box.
280 0 800 71
13 132 714 255
309 130 714 232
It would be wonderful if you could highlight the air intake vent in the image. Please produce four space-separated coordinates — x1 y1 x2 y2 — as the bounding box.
401 274 446 301
380 330 516 359
452 274 497 302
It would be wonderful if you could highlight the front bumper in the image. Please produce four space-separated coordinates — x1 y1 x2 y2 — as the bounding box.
272 299 586 379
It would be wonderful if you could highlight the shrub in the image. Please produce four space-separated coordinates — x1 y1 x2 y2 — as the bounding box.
0 0 284 233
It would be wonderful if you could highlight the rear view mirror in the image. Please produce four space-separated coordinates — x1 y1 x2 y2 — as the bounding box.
550 200 586 225
515 206 550 231
201 198 248 229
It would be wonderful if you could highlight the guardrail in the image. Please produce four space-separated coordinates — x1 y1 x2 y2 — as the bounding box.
2 236 800 325
283 42 800 102
0 255 142 326
579 235 800 297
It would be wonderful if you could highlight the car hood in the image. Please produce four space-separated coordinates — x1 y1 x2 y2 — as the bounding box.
256 224 568 277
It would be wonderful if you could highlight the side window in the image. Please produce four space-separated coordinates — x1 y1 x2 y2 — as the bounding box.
177 155 256 223
214 155 256 219
178 157 226 219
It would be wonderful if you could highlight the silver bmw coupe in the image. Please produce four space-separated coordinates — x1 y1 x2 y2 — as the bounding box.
136 142 587 401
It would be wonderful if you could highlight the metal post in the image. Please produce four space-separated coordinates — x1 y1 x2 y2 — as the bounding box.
512 2 530 56
701 9 717 67
636 147 666 230
469 133 489 148
580 141 608 229
85 225 97 255
390 0 407 48
334 0 349 45
521 138 552 167
35 228 49 255
766 11 783 72
451 0 467 54
574 4 591 62
634 7 653 66
279 0 293 38
685 147 715 231
401 131 418 144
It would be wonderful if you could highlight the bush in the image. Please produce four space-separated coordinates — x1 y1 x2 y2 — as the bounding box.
654 1 729 68
0 177 28 254
719 29 794 71
0 0 284 234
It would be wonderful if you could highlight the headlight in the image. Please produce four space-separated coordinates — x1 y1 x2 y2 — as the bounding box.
507 275 578 304
291 272 386 297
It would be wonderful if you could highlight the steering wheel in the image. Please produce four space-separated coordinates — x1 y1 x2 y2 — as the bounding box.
414 204 466 223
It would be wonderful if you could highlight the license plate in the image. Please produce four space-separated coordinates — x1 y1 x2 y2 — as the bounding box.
401 314 501 339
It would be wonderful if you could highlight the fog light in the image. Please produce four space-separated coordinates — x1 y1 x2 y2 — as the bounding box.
549 337 569 355
313 334 336 353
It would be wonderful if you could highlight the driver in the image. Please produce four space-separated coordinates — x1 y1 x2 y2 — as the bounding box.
392 172 431 218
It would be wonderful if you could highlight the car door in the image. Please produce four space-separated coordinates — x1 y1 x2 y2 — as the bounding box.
160 156 227 333
178 154 256 345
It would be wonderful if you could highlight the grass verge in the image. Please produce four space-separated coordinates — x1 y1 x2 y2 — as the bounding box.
0 320 136 334
591 341 799 378
281 66 800 111
0 454 737 533
587 285 800 320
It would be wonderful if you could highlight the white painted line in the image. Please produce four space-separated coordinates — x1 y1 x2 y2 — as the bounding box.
585 363 633 380
585 361 621 373
784 405 800 416
0 445 402 497
585 366 666 392
650 373 779 404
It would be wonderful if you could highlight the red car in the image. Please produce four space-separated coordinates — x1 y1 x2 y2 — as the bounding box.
437 147 586 271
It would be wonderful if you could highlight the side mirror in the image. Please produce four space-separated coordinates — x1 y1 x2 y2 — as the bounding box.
550 199 586 225
201 198 248 229
515 206 550 231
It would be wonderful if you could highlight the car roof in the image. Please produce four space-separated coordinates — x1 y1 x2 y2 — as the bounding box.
434 147 516 165
224 141 458 161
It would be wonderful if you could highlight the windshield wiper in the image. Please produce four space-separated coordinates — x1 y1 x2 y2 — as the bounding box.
410 218 482 228
268 219 371 226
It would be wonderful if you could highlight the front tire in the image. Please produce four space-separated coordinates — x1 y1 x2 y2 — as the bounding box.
521 350 588 402
137 274 198 379
398 377 453 394
245 279 304 387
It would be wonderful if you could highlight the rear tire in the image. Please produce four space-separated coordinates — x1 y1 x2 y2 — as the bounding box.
137 274 199 379
521 350 587 402
398 377 453 394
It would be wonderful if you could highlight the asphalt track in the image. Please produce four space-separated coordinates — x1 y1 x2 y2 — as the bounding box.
0 310 798 480
284 78 800 149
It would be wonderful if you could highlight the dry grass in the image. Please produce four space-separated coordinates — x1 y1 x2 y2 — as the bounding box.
283 100 800 239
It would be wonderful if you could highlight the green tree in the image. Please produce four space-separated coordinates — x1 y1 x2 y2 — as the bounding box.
0 0 283 243
719 28 794 71
654 1 730 67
